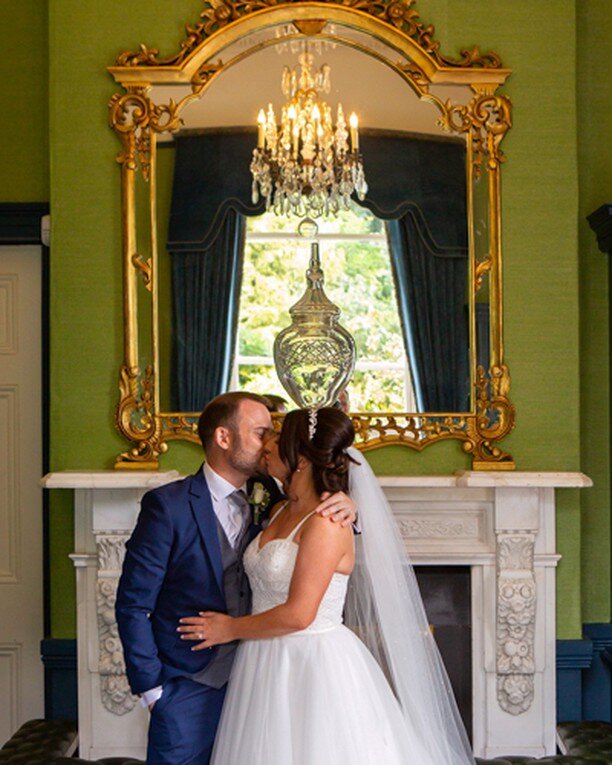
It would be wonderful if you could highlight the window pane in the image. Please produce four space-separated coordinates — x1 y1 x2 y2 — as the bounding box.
237 205 414 411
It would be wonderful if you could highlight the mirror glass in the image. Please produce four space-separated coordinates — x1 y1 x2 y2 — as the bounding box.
141 27 477 415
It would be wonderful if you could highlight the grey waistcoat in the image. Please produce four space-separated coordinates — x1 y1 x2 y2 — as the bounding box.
192 515 252 689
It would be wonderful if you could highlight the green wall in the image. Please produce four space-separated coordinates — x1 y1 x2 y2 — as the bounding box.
0 1 49 201
577 0 612 625
43 0 605 639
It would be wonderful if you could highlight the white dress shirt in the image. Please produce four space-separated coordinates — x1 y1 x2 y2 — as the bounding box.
203 462 250 547
141 463 249 708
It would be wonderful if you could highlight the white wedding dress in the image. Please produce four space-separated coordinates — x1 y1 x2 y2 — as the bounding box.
210 510 437 765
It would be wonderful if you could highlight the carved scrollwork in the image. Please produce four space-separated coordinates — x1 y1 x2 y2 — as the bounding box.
473 92 512 171
114 0 501 74
149 100 183 134
438 46 502 70
108 90 150 172
97 533 129 573
496 533 536 715
131 254 152 290
351 413 468 451
439 92 512 176
109 91 182 178
397 62 430 92
120 370 514 468
135 127 152 180
399 518 479 538
160 414 200 443
148 390 514 466
475 256 492 292
191 62 224 89
108 90 150 136
463 365 515 468
116 364 167 468
95 534 136 716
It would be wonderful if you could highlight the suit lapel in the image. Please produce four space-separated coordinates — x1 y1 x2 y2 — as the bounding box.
188 468 225 597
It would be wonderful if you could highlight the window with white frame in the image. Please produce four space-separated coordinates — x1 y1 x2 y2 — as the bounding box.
232 204 416 412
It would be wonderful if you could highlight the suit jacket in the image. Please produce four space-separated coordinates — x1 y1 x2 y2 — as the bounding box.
115 466 281 695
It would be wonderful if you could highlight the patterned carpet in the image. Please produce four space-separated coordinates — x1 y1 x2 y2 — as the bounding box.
1 719 611 764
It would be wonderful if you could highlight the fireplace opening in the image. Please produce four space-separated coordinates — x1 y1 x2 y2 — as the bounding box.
414 565 472 740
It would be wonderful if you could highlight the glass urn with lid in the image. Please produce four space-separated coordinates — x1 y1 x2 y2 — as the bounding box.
273 220 356 408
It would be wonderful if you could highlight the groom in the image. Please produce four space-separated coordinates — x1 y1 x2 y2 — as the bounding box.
116 391 355 764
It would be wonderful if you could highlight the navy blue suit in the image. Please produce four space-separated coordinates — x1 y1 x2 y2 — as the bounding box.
116 467 280 764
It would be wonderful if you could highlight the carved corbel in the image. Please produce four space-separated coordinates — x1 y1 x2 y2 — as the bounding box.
95 532 135 716
495 532 536 715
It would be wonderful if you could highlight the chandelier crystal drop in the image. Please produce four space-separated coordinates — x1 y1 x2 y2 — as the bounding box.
250 51 368 218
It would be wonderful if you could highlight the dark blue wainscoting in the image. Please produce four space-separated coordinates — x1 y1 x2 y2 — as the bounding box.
41 638 77 722
582 623 612 722
557 639 593 721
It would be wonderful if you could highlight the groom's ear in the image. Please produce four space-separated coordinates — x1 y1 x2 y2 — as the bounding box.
214 426 232 451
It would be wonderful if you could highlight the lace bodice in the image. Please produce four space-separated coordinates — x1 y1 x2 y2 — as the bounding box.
243 519 348 634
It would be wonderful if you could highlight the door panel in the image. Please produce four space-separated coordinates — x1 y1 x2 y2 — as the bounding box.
0 246 43 742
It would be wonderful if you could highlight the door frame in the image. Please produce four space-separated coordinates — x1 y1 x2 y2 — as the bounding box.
0 202 51 681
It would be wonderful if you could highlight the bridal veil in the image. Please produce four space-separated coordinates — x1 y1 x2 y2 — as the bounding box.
344 447 475 765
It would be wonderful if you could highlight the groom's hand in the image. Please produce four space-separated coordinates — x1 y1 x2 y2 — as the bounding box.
314 491 357 528
178 612 236 650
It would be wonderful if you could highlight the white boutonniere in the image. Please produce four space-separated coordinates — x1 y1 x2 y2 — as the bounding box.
248 482 270 525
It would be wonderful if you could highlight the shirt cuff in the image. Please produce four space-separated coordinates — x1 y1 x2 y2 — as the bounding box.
140 686 163 708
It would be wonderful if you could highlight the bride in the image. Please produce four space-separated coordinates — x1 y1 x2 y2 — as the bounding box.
179 407 474 764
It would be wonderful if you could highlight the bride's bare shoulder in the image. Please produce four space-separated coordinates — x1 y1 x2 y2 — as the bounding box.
300 511 352 543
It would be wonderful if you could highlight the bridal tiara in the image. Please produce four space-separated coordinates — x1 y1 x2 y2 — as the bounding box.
308 409 318 441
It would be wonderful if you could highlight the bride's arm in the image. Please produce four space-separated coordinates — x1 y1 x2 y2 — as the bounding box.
178 516 352 649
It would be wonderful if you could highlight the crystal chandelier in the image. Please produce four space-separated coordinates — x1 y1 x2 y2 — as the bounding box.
250 50 368 217
274 219 356 408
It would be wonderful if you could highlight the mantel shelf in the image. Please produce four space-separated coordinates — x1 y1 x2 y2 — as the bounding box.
42 469 592 490
41 470 181 489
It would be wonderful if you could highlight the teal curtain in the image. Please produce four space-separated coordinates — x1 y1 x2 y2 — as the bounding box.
170 210 245 411
387 214 469 412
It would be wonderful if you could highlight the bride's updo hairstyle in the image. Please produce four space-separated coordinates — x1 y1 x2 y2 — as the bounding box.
278 407 357 495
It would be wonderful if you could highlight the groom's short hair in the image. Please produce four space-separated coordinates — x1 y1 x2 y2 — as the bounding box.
198 391 269 449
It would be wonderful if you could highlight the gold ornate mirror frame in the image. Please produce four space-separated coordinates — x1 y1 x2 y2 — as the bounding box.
108 0 515 470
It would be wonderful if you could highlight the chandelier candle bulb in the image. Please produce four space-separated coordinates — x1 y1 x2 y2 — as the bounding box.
292 125 299 158
257 109 266 148
349 113 359 152
250 50 368 217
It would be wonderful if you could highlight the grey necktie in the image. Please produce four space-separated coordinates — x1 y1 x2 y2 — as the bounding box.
228 489 249 547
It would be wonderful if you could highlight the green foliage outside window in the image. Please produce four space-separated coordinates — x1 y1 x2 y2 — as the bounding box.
237 205 412 411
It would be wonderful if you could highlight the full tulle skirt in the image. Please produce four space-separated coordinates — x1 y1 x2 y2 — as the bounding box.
210 624 436 765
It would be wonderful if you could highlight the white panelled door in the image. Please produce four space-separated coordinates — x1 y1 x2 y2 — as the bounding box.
0 246 43 741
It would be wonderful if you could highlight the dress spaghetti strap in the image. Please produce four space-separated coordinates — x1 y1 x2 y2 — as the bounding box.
285 510 317 543
267 501 289 526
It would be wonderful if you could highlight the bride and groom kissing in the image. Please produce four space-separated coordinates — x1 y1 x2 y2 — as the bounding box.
116 391 474 764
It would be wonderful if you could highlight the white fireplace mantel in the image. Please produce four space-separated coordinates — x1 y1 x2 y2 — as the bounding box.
42 469 592 761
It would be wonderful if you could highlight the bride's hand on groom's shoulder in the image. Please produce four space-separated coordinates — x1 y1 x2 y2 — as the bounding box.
177 612 236 650
314 491 357 528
